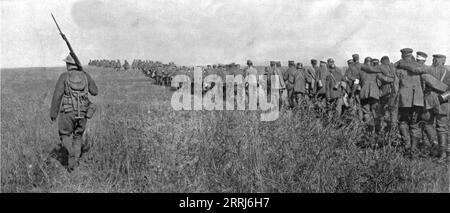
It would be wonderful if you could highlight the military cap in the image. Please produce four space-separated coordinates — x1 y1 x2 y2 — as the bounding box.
270 61 275 65
320 60 327 64
311 59 317 63
400 48 413 55
381 56 390 62
352 54 359 59
371 58 379 63
432 54 446 59
247 60 253 65
416 51 428 60
63 54 76 65
347 59 353 63
327 58 335 63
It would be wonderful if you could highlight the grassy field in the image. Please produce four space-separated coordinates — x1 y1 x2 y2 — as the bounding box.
1 66 449 192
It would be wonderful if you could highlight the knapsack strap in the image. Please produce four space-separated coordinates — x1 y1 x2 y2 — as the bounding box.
441 69 447 82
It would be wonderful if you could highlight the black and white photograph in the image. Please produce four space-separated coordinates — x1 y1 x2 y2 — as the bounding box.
1 0 450 199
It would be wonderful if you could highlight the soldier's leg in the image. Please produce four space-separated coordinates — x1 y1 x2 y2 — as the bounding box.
376 97 388 132
58 112 75 170
422 109 438 149
371 99 380 132
409 106 422 151
389 102 399 130
398 107 411 148
360 99 371 123
73 118 88 163
287 89 294 108
336 97 343 117
295 92 303 108
355 94 363 120
435 114 449 161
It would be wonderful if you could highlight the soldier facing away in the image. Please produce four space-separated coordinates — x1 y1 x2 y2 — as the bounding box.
50 54 98 172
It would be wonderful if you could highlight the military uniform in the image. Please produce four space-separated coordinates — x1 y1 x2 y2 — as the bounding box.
284 61 298 108
402 54 450 161
395 48 426 150
325 59 345 116
358 58 382 128
377 56 398 131
316 61 330 99
50 55 98 171
306 59 319 97
346 54 363 119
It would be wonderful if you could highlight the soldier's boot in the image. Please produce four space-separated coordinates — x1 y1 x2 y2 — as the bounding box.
68 137 82 172
61 136 73 170
437 134 448 163
399 123 411 149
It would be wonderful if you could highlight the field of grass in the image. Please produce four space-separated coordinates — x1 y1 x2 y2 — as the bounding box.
1 66 449 192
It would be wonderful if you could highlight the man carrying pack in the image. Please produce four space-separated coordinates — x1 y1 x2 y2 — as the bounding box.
50 54 98 172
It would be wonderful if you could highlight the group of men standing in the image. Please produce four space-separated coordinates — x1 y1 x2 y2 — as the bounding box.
88 59 130 71
274 48 450 163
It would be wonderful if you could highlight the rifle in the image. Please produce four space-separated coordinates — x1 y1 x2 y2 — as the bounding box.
51 13 83 70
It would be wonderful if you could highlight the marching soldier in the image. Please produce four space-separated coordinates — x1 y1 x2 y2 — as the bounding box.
50 54 98 172
294 62 311 107
123 60 130 71
284 60 298 108
243 60 258 107
316 60 330 101
306 59 319 98
325 58 345 117
377 56 398 131
271 61 287 109
358 57 381 130
346 54 363 119
399 54 450 162
395 48 426 152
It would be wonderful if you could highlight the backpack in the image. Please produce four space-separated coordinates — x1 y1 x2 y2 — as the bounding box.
67 70 88 91
62 71 90 118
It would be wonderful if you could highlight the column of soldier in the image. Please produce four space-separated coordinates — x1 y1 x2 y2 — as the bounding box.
88 59 130 71
262 48 449 163
87 48 450 163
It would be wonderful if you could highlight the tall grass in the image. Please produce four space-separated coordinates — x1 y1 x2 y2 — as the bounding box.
1 67 448 192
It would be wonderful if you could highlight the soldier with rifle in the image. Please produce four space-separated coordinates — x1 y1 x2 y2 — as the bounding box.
49 13 98 172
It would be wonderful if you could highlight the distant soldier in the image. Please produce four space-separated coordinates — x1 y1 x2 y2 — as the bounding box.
395 48 426 151
123 60 130 71
316 60 330 101
294 62 312 106
358 57 383 130
243 60 258 105
346 54 363 119
325 58 345 116
284 60 298 108
155 65 163 85
271 61 287 109
377 56 398 131
306 59 319 98
50 54 98 172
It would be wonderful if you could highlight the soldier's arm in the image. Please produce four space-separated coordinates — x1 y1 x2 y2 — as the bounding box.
361 65 381 73
396 61 428 74
304 70 313 83
49 73 66 120
85 72 98 96
344 68 353 81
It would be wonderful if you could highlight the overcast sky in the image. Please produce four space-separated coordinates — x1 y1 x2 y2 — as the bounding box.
1 0 450 68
